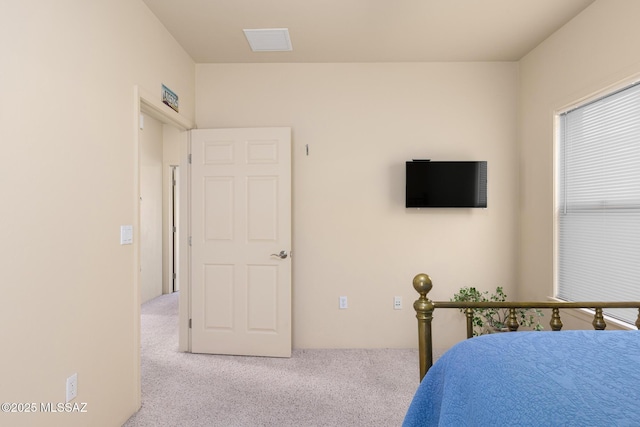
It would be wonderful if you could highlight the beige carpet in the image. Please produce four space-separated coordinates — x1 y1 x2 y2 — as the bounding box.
123 292 420 427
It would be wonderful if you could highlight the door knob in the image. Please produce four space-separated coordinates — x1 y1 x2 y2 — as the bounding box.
270 250 288 259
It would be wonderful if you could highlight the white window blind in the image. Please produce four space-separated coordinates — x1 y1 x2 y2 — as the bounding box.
558 82 640 324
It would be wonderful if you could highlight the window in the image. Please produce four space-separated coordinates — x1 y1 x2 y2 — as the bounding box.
557 82 640 325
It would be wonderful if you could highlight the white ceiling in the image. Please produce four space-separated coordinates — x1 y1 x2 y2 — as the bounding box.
142 0 595 63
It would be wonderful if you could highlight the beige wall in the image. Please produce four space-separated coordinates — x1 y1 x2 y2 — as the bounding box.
518 0 640 312
140 113 164 303
0 1 194 426
196 62 519 350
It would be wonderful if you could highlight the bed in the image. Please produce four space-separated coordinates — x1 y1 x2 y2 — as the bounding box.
403 274 640 426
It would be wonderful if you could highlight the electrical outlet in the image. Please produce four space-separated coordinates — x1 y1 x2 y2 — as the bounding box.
120 225 133 245
394 296 402 310
339 296 348 309
66 373 78 403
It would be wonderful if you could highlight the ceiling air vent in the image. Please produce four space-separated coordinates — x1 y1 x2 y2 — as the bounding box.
243 28 292 52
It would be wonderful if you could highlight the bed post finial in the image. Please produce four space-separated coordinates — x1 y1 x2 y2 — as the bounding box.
413 274 434 381
413 273 433 297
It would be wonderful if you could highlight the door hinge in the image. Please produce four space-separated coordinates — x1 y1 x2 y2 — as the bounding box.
188 154 192 164
172 272 176 280
189 319 192 328
188 236 192 246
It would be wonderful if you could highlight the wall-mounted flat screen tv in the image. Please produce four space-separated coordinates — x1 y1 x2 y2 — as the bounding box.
406 160 487 208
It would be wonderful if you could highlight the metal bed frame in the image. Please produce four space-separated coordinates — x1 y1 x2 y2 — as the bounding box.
411 273 640 380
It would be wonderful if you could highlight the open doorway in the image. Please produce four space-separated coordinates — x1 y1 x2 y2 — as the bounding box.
139 112 164 303
133 86 192 409
170 164 179 293
139 112 182 302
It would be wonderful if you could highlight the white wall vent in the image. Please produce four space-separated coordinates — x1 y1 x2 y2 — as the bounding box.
243 28 293 52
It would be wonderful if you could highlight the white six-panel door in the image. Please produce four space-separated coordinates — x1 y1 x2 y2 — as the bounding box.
190 128 291 357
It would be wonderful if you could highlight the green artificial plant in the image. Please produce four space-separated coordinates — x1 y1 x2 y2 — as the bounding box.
451 286 544 336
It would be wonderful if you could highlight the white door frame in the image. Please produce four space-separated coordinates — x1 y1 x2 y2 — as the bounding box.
133 85 193 409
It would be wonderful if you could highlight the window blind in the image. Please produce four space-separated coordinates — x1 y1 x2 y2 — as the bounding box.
558 82 640 324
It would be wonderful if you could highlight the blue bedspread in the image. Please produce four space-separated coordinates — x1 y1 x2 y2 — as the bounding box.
403 330 640 426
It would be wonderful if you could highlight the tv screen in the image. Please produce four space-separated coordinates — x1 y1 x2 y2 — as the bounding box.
405 161 487 208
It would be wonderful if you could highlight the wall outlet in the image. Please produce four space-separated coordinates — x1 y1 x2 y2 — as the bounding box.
120 225 133 245
394 296 402 310
66 373 78 403
339 296 348 309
